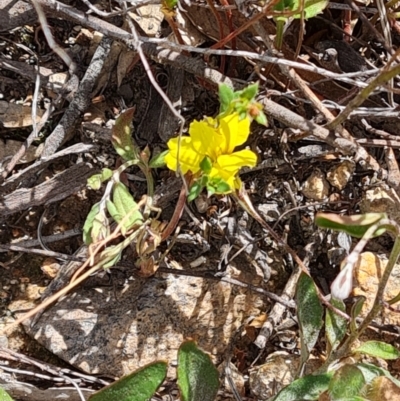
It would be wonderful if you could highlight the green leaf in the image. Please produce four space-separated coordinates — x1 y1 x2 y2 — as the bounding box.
239 82 259 101
354 341 400 360
200 156 213 174
149 150 168 168
325 297 347 353
83 203 110 245
238 110 247 120
188 181 203 202
274 0 328 19
83 202 101 244
329 365 365 401
315 213 388 238
255 111 268 126
101 168 113 181
296 273 324 365
88 361 167 401
111 107 139 162
0 387 15 401
87 169 113 190
215 180 231 194
207 186 216 197
91 209 111 244
107 183 143 234
273 373 332 401
218 84 235 114
302 0 329 18
106 200 119 222
87 174 103 191
177 340 220 401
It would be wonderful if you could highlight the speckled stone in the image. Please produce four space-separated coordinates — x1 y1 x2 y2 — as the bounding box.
352 252 400 326
360 187 400 225
25 261 267 378
302 169 330 200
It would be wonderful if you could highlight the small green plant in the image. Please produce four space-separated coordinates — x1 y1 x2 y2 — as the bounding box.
271 212 400 401
88 341 219 401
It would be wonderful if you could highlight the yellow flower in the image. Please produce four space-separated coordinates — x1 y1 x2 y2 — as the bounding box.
165 113 257 191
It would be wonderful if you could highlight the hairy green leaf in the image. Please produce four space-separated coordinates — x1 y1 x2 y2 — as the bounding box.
329 365 365 401
315 213 388 238
177 341 219 401
273 373 332 401
326 297 347 353
239 82 259 101
88 361 167 401
296 273 323 365
108 182 143 234
218 84 235 114
354 341 400 360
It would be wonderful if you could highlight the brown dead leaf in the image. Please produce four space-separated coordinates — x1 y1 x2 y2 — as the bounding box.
245 315 267 341
138 256 159 277
117 50 137 88
91 40 123 95
83 101 108 125
249 313 268 328
173 8 206 46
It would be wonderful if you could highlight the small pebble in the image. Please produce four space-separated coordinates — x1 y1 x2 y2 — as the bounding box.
301 169 330 200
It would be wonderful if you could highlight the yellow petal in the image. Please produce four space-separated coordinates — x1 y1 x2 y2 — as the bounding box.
216 149 257 172
218 113 251 154
165 136 203 174
189 119 223 160
233 176 243 190
209 166 236 192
